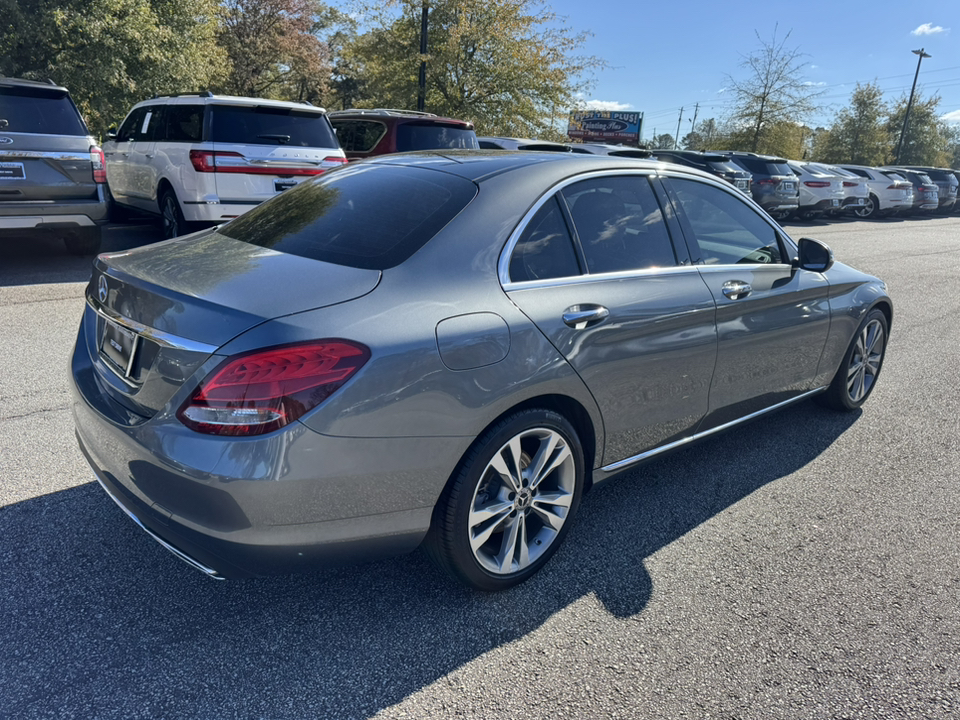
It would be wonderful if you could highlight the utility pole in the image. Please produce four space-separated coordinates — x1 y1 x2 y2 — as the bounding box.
674 107 683 150
894 48 931 165
689 102 699 137
417 3 429 112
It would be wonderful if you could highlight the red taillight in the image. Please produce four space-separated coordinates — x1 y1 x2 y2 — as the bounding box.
177 340 370 436
90 145 106 183
842 181 857 188
754 178 777 186
804 181 830 188
188 150 346 176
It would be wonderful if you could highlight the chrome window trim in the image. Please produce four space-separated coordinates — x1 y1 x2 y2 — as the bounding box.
498 168 676 287
503 263 702 292
86 295 220 354
600 386 826 474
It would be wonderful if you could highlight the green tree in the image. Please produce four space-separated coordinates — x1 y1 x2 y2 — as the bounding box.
817 82 890 165
647 133 675 150
0 0 225 136
682 117 724 151
888 92 954 166
216 0 332 103
725 26 822 154
345 0 606 138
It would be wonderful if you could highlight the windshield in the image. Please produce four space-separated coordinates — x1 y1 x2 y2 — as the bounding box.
396 123 479 152
219 164 478 270
210 105 338 148
0 87 87 136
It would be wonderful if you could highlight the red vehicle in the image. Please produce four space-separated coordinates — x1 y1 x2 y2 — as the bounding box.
328 109 478 160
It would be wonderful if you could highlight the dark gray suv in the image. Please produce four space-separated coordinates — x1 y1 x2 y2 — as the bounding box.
0 78 108 254
719 152 800 220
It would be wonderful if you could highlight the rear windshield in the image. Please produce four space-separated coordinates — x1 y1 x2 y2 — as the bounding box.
0 87 87 136
396 123 479 152
925 169 957 183
219 164 478 269
705 159 745 174
210 105 338 148
735 157 793 176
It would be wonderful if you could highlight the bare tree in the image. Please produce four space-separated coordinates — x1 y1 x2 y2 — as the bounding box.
726 26 822 153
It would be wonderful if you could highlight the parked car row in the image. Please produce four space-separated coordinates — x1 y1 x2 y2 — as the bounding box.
2 75 957 256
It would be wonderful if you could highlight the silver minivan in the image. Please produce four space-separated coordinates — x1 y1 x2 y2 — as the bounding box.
104 93 346 238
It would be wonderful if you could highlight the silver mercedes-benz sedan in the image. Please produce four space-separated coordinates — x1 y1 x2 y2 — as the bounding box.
70 151 892 591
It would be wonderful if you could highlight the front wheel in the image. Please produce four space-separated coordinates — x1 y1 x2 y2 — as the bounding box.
426 409 585 591
816 308 888 411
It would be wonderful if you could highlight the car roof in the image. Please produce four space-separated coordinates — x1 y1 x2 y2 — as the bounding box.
0 76 71 95
329 108 473 126
133 93 327 113
361 149 716 185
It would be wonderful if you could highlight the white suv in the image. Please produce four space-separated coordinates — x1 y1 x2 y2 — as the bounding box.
104 93 346 238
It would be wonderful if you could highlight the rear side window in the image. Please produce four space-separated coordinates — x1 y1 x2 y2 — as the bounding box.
563 176 678 274
509 197 581 282
396 123 479 152
164 105 204 142
0 87 87 136
331 120 386 152
219 164 477 269
210 105 338 148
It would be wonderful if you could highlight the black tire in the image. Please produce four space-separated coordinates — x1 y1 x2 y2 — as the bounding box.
425 409 585 591
160 188 188 239
816 308 888 411
63 226 102 255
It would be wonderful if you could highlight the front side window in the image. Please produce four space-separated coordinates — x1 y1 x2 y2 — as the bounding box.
669 178 784 265
509 197 581 283
116 108 146 142
562 176 678 274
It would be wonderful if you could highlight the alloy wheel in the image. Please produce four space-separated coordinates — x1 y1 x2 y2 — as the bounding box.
846 319 884 403
467 427 576 575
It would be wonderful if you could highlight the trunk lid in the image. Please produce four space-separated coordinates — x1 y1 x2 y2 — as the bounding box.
87 230 381 417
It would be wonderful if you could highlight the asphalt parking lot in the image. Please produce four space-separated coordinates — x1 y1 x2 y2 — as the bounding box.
1 215 958 719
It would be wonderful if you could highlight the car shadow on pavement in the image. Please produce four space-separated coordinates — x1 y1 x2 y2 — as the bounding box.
0 400 859 719
0 223 163 287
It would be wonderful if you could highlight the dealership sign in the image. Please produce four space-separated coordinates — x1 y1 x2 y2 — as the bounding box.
567 111 642 143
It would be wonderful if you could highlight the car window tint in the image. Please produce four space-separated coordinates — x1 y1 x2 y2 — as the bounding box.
117 108 146 142
395 123 479 151
165 105 204 142
219 164 477 270
140 106 166 141
332 120 386 153
210 105 338 148
670 178 784 265
0 87 88 136
562 176 678 274
509 196 580 283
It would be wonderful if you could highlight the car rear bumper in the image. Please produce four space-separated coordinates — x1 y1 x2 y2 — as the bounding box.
0 198 108 228
181 199 261 224
69 332 462 579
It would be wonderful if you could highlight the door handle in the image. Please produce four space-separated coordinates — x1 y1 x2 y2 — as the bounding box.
721 280 752 300
562 305 609 329
144 153 154 159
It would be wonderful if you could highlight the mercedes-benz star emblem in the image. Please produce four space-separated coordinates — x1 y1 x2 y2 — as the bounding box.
98 276 108 303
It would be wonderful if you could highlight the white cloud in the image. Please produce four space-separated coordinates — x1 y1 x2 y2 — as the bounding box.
576 99 632 111
809 64 818 69
803 81 827 87
716 87 728 95
912 23 948 35
942 109 960 124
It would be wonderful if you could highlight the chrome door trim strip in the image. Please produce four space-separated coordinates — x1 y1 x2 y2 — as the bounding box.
503 263 702 292
92 473 224 580
600 387 826 473
0 149 92 161
86 295 220 354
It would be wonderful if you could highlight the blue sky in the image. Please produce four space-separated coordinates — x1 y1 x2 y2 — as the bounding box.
546 1 960 140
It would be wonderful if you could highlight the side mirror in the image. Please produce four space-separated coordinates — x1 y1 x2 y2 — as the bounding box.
794 237 834 273
106 126 118 141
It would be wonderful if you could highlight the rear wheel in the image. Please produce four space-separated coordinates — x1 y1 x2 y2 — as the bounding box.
426 409 584 591
63 226 102 255
160 188 187 239
816 308 888 411
854 194 878 219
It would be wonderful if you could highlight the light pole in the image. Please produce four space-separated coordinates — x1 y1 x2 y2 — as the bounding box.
894 48 931 165
417 3 429 112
